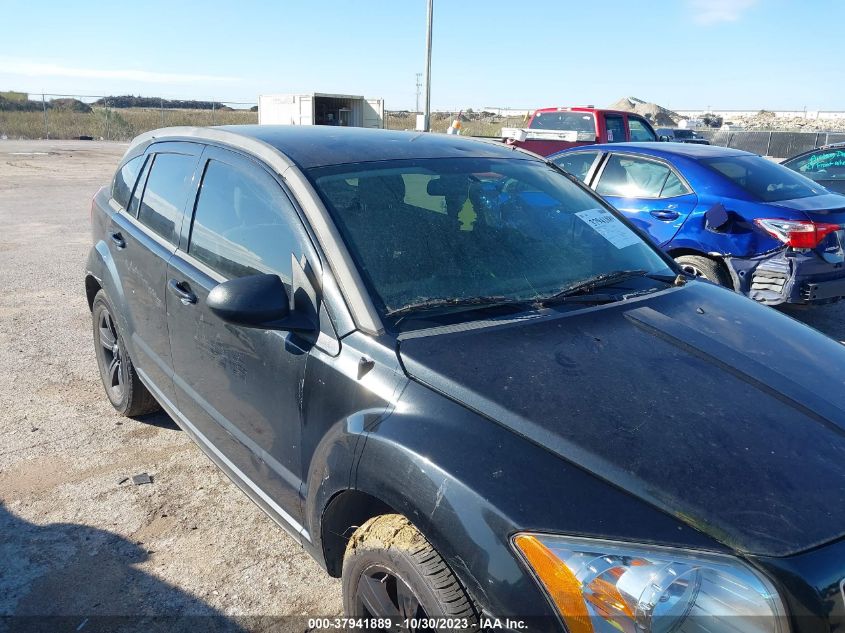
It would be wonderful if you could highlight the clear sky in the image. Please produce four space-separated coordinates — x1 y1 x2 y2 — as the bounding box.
0 0 841 111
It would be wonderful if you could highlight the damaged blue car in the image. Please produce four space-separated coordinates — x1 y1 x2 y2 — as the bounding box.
552 142 845 304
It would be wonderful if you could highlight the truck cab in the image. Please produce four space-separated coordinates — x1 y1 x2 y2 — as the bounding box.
502 106 657 156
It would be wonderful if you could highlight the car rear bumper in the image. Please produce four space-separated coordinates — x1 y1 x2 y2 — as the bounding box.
726 249 845 305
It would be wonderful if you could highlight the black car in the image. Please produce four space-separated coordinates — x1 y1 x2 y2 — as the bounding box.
656 127 711 145
783 142 845 194
86 125 845 632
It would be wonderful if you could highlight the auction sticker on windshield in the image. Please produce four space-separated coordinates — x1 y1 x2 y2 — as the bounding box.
576 208 640 249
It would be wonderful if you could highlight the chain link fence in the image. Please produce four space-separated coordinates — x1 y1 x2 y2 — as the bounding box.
0 93 258 142
695 129 845 159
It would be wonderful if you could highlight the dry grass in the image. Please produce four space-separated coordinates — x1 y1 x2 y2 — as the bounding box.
0 107 257 141
1 106 523 141
385 112 527 137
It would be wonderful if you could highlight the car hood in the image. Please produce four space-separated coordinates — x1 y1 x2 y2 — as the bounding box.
397 282 845 557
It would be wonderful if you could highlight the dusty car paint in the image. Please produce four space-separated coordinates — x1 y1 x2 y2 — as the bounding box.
87 126 845 629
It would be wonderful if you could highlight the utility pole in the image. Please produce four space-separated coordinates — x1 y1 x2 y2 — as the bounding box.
422 0 433 131
415 72 422 113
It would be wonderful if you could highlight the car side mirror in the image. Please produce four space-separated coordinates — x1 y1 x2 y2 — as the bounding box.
207 273 315 331
659 135 671 142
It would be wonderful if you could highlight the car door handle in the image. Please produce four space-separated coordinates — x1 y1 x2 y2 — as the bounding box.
649 210 680 221
110 232 126 249
167 279 197 305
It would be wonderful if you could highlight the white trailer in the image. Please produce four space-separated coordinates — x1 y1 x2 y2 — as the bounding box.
258 93 384 128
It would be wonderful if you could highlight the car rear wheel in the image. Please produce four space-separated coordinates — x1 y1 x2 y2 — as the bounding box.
674 255 733 288
92 290 160 417
342 514 479 630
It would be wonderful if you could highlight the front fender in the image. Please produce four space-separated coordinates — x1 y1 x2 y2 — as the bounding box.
352 379 724 623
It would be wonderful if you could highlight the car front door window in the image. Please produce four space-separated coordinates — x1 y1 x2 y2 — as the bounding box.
629 118 657 142
188 159 300 282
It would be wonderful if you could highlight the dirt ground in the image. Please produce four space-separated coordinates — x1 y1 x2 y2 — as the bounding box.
0 140 843 632
0 140 342 632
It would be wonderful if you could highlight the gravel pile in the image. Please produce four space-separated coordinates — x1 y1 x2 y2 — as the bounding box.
607 96 681 127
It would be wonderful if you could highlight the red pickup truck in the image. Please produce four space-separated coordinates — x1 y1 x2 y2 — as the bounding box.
501 106 658 156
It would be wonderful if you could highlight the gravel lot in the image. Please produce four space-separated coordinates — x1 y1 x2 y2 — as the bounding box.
0 139 843 631
0 140 341 632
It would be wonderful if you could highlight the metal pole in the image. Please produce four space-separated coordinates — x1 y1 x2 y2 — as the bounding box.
415 73 422 113
422 0 433 131
161 98 165 126
765 131 772 157
106 100 110 140
42 93 49 139
212 100 216 125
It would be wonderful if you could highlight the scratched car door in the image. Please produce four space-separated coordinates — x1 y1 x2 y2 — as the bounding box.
594 153 698 246
107 143 201 405
165 146 316 528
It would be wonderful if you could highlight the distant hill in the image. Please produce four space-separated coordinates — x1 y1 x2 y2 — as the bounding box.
0 95 91 113
92 95 231 110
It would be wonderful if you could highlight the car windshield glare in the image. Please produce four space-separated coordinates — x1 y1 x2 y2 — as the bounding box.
309 158 673 320
701 155 825 202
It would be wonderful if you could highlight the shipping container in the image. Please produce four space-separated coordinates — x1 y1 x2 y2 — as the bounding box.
258 93 384 128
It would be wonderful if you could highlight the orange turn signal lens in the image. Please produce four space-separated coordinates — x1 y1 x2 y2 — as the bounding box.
513 534 593 633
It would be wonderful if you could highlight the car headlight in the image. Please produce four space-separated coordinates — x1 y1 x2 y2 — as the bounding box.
513 534 788 633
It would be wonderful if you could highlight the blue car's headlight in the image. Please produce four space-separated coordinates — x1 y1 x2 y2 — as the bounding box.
513 534 788 633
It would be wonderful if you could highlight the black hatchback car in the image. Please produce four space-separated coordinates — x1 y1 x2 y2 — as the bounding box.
87 126 845 632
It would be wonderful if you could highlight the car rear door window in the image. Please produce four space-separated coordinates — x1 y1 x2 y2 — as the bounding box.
629 118 656 142
188 159 300 281
605 115 626 143
596 155 678 198
137 153 196 243
112 155 145 210
552 152 600 182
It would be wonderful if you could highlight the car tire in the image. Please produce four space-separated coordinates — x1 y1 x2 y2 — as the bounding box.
674 255 733 288
92 290 160 417
342 514 479 628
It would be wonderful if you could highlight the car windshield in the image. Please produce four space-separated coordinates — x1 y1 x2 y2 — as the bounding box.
783 147 845 181
528 111 596 133
309 157 674 321
700 154 825 202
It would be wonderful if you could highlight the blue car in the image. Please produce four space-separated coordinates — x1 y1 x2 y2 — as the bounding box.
551 142 845 305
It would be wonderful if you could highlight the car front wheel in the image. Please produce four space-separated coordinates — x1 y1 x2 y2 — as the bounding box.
342 514 479 630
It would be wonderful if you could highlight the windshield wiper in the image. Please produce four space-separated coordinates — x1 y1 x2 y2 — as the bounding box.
386 296 532 321
538 269 675 306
